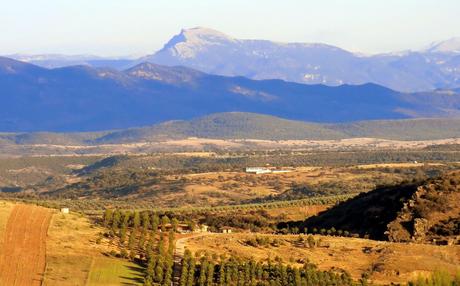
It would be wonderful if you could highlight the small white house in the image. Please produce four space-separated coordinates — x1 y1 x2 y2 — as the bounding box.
60 208 70 214
222 227 233 234
199 224 209 233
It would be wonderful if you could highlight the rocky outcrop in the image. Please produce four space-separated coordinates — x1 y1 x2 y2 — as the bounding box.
385 172 460 243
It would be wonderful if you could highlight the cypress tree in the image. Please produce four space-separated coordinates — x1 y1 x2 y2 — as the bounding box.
199 256 208 286
187 256 196 286
103 209 113 227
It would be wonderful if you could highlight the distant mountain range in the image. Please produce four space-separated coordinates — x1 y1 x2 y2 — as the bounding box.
2 112 460 145
145 28 460 92
1 56 460 132
7 27 460 92
6 54 134 70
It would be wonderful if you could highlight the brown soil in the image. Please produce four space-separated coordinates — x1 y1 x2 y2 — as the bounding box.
0 204 52 286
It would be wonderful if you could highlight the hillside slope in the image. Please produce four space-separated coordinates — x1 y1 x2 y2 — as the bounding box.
3 113 460 144
301 171 460 243
92 112 347 143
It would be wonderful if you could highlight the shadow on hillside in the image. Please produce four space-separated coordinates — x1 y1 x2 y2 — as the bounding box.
120 264 145 285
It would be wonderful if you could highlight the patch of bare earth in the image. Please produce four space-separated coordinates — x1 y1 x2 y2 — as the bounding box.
0 204 52 286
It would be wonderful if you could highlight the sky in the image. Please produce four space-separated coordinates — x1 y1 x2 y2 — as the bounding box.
1 0 459 57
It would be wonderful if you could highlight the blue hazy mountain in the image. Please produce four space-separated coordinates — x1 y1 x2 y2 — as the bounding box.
7 28 460 92
6 54 134 70
1 56 460 132
145 27 460 92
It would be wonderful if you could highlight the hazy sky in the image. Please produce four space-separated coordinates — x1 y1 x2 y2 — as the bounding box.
1 0 459 56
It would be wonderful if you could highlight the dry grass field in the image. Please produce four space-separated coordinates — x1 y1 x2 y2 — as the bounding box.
0 201 143 286
263 205 330 221
86 257 144 286
4 137 460 156
156 165 413 207
184 233 460 285
0 201 13 247
43 210 143 286
0 204 52 286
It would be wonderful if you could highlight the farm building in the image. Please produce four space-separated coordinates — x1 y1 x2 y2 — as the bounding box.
60 208 69 214
245 167 272 174
245 167 293 174
199 224 209 233
221 227 233 234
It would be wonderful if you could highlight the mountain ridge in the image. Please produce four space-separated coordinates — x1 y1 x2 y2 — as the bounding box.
4 28 460 92
1 56 460 132
144 27 460 92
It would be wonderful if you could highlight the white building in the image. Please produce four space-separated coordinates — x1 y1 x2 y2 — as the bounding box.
245 167 272 174
60 208 69 214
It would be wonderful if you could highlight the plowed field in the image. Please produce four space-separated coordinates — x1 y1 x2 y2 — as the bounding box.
0 204 52 286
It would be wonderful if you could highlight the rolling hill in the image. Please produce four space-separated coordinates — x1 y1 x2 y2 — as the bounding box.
2 112 460 145
1 56 460 133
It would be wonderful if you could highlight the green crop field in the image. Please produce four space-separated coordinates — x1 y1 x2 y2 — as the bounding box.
87 257 144 286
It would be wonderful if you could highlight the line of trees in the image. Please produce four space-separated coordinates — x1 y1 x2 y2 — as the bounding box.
143 231 175 286
178 254 353 286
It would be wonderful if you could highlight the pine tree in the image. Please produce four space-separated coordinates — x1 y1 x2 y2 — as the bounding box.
199 256 208 286
168 231 175 256
128 229 137 250
219 259 226 286
180 250 191 286
152 213 160 231
112 210 121 232
155 256 164 283
142 212 151 229
187 256 196 286
103 209 113 227
206 259 215 286
294 268 301 286
133 211 141 229
172 217 179 232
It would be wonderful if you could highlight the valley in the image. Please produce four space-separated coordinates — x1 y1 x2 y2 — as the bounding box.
2 4 460 285
0 144 459 285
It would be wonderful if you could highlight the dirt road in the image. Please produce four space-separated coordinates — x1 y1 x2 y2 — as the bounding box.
173 233 212 286
0 204 52 286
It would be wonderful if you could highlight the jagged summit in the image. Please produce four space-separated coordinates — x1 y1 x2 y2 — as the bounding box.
179 27 234 41
159 27 236 59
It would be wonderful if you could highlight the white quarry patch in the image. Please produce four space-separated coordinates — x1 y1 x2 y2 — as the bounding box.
230 86 277 101
303 74 321 80
128 70 163 81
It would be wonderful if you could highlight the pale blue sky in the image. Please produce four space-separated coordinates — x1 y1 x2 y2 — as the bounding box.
1 0 459 56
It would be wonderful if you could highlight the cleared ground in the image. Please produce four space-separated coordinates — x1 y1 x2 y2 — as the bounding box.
0 204 52 286
184 233 460 285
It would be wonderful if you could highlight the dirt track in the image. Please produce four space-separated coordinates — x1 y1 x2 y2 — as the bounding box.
173 233 211 286
0 204 52 286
